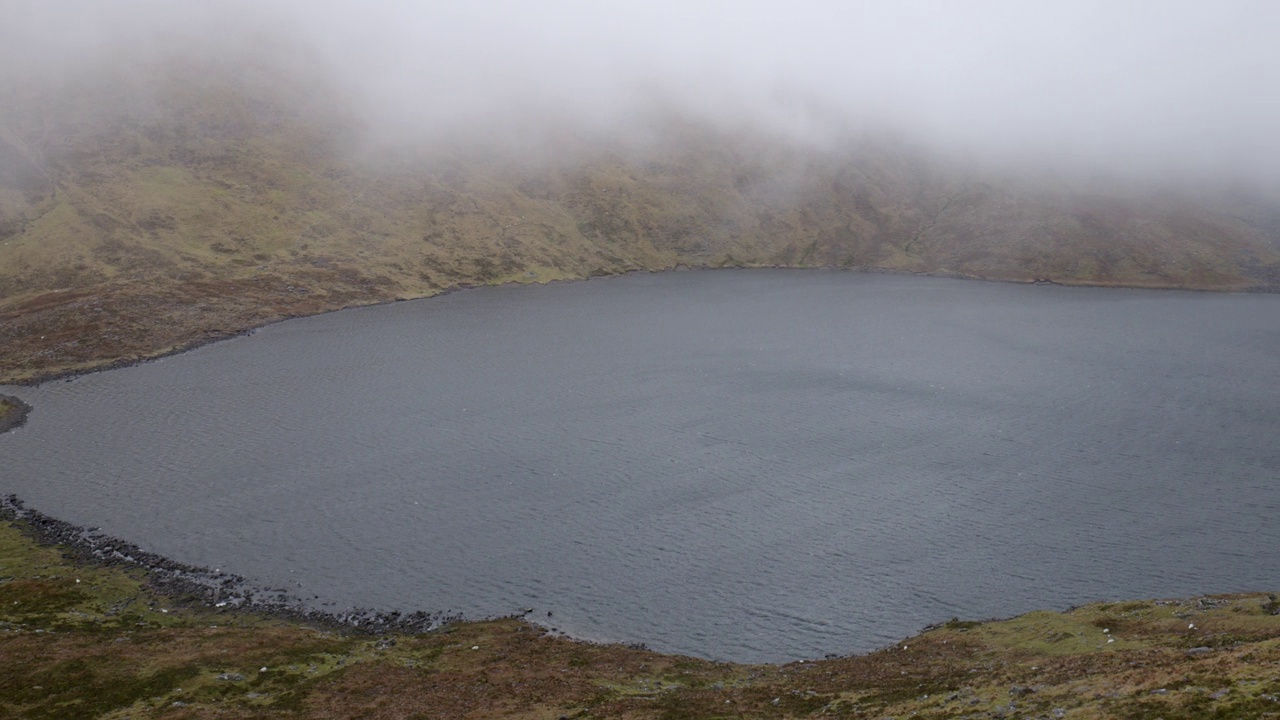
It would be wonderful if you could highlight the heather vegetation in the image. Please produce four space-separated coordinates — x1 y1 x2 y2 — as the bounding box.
3 515 1280 719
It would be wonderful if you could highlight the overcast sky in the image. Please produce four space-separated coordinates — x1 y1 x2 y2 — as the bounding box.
6 0 1280 183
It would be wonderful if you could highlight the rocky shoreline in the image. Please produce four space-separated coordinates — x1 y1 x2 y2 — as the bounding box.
0 495 463 635
0 394 31 433
3 501 1280 717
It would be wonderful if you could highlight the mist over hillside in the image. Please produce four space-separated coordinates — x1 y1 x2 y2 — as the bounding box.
1 0 1279 382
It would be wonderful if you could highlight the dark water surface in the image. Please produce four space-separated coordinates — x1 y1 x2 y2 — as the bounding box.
3 270 1278 661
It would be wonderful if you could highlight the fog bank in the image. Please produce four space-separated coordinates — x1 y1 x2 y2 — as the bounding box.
4 1 1280 186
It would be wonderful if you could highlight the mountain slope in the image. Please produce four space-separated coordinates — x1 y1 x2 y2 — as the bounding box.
1 51 1278 383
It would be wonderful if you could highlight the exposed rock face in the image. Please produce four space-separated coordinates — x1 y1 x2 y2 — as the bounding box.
0 394 30 433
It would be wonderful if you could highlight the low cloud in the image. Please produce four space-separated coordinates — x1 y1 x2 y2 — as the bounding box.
6 0 1280 186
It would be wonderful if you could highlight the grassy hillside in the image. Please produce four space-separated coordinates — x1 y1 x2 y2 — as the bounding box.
1 50 1278 383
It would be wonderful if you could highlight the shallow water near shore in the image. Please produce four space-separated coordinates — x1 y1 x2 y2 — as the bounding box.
2 270 1278 662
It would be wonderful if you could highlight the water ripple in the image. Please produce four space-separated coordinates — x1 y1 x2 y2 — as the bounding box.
2 270 1278 662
